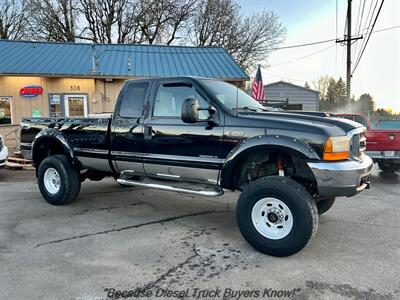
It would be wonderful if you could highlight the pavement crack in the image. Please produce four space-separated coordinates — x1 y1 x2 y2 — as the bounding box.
35 210 227 248
135 244 200 293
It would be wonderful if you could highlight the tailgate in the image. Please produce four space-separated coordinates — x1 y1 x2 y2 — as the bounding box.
366 129 400 151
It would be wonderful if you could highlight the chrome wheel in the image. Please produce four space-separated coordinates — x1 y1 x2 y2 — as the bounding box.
44 167 61 194
251 197 293 240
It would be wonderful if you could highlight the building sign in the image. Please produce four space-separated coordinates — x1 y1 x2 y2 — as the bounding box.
20 86 43 98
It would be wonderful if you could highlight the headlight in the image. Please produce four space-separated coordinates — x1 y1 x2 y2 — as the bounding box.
323 136 350 160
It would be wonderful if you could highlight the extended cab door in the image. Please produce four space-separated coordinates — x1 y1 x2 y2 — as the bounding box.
110 80 151 176
142 79 224 184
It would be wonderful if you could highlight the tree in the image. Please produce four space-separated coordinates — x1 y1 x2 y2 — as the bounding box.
27 0 78 42
334 77 347 110
313 75 330 102
0 0 28 39
356 93 375 115
79 0 126 43
130 0 196 45
314 76 348 112
190 0 286 72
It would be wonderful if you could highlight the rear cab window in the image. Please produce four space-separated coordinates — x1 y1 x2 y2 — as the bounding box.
118 82 149 118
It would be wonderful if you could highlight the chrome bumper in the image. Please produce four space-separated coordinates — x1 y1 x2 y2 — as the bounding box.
307 154 373 197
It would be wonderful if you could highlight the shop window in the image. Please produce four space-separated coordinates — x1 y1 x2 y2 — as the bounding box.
49 94 62 117
0 97 12 124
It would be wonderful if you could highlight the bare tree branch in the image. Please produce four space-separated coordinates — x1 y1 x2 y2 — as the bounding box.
0 0 28 39
26 0 78 42
190 0 286 72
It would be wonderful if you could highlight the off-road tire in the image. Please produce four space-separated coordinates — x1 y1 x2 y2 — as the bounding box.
38 155 81 205
236 176 318 257
378 161 400 173
315 197 336 215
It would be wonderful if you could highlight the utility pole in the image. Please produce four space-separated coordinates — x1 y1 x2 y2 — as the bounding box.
336 0 362 112
346 0 352 111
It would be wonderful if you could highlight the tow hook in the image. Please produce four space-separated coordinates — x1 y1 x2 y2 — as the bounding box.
362 176 371 189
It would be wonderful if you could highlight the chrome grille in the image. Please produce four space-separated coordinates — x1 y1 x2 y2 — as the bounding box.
349 131 366 159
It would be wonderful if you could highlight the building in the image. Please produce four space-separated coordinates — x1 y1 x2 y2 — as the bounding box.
0 40 248 125
0 40 248 152
264 81 319 111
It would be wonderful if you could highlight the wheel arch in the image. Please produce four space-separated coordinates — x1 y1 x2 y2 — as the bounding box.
31 129 75 168
220 135 320 190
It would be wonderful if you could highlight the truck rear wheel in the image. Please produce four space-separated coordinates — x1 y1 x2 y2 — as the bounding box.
38 155 81 205
378 161 400 173
236 176 318 257
315 197 335 215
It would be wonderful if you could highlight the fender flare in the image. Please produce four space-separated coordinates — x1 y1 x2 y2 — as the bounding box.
31 128 75 166
219 134 320 189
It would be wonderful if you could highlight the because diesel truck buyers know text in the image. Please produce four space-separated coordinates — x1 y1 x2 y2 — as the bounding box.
20 77 373 256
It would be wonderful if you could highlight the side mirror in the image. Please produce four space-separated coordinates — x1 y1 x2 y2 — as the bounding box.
181 98 199 123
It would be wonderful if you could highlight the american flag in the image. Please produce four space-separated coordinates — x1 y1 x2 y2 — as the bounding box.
252 65 265 104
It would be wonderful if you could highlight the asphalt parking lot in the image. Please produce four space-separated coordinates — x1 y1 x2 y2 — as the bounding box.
0 166 399 300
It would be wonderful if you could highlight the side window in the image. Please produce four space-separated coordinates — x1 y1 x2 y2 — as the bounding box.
153 84 209 119
119 82 149 118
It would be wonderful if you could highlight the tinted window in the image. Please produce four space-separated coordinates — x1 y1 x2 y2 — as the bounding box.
119 82 149 118
153 84 208 119
200 79 265 112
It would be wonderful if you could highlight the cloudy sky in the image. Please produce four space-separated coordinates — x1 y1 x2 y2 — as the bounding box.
237 0 400 112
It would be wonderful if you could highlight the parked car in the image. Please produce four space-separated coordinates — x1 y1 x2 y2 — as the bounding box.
0 134 8 168
336 114 400 173
20 77 372 257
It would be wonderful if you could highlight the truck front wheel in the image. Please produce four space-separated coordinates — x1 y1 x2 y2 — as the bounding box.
38 155 81 205
378 161 400 173
236 176 318 257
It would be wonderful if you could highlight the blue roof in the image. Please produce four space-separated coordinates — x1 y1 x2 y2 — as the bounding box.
0 40 248 80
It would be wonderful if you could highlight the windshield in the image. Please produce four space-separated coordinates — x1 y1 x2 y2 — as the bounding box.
200 79 266 112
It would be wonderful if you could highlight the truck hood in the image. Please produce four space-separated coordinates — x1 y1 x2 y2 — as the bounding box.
237 111 363 135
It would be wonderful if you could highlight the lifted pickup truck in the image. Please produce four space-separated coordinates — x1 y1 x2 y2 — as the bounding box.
336 113 400 173
20 77 373 256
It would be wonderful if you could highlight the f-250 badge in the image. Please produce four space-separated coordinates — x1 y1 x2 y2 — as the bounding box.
226 130 244 137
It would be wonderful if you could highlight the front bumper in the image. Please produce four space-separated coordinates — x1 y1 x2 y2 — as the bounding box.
307 154 373 197
0 146 8 168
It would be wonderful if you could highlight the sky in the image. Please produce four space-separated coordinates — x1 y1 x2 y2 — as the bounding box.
236 0 400 112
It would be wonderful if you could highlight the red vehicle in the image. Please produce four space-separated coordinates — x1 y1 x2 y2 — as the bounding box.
336 114 400 173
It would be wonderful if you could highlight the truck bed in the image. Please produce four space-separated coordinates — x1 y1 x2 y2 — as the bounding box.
20 117 111 160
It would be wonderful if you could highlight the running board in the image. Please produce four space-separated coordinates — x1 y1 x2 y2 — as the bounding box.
116 178 224 197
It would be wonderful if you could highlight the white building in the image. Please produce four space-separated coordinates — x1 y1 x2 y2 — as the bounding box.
264 81 319 111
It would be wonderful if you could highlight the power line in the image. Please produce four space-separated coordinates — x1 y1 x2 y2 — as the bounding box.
352 0 385 75
373 25 400 33
268 44 335 67
264 24 398 68
267 38 337 50
353 0 366 63
267 23 399 52
354 0 378 62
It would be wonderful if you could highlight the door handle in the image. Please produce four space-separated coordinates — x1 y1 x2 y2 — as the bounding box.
144 125 153 140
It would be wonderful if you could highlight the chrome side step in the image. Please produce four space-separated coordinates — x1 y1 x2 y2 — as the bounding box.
116 178 224 197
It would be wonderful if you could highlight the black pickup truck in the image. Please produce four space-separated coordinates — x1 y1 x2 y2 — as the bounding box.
20 77 373 256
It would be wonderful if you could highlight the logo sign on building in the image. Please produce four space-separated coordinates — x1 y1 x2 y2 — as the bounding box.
20 86 43 98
